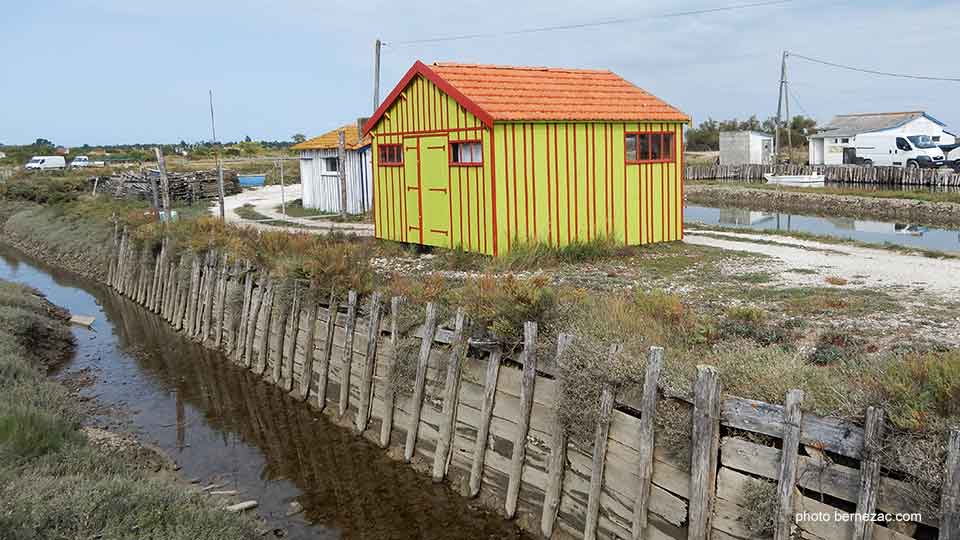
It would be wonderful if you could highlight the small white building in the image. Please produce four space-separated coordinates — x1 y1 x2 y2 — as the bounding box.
292 122 373 214
719 131 773 165
808 111 956 165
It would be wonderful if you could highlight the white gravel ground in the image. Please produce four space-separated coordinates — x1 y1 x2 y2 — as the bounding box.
684 229 960 301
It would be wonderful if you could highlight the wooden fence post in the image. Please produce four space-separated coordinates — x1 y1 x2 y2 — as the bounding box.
941 428 960 540
338 290 359 417
404 302 438 462
297 299 321 401
379 296 403 448
632 346 663 539
853 407 885 540
505 321 538 519
688 365 721 540
540 334 574 537
316 296 340 412
355 292 384 433
469 348 503 497
432 308 467 481
253 279 275 376
283 284 302 392
585 370 618 540
774 389 804 540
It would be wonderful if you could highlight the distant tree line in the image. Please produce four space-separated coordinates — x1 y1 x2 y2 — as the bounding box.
1 134 309 165
685 115 816 151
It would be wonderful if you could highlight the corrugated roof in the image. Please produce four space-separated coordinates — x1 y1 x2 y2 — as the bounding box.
291 124 371 151
430 62 689 122
809 111 944 139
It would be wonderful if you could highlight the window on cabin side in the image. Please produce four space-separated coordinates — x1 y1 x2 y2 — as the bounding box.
323 157 339 173
625 132 675 163
379 144 403 165
450 141 482 165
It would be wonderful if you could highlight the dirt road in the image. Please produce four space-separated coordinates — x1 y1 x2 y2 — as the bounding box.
684 229 960 301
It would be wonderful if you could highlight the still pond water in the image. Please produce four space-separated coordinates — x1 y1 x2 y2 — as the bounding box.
684 205 960 254
0 244 525 540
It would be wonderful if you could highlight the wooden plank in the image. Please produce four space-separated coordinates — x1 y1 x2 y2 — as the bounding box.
774 389 803 540
721 395 864 460
432 308 467 481
355 292 384 433
379 296 403 448
297 300 320 401
853 407 885 540
540 334 574 537
506 321 538 519
585 378 617 540
941 428 960 540
632 346 663 540
283 285 302 392
720 436 936 527
315 297 339 412
404 302 438 462
242 273 265 368
469 348 503 496
338 290 359 417
688 365 721 540
253 279 274 376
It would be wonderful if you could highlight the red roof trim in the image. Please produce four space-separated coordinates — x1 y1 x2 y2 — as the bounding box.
363 60 494 135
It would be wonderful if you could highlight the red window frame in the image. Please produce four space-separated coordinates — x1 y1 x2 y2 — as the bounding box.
379 143 403 167
449 139 483 167
624 131 675 164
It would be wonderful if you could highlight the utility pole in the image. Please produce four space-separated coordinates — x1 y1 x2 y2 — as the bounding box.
278 159 286 216
775 51 792 164
373 39 382 113
338 129 347 217
209 90 227 220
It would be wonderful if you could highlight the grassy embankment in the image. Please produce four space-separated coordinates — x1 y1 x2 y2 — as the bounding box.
1 173 957 503
0 280 259 539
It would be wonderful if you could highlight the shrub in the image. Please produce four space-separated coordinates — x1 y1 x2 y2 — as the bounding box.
809 329 864 365
742 478 778 536
455 274 561 346
881 351 960 431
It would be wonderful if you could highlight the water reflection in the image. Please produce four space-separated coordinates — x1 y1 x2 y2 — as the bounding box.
0 244 526 540
688 206 960 253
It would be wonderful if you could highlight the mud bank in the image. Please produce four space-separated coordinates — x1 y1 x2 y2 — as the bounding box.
685 184 960 227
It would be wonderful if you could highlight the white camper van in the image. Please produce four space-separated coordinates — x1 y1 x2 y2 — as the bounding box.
24 156 67 170
853 134 946 169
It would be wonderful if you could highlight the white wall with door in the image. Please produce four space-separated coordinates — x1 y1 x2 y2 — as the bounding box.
299 146 372 214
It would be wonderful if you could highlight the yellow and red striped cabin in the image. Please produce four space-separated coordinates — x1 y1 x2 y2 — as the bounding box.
363 61 689 255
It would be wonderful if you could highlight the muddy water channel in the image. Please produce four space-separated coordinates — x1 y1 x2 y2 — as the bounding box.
0 244 525 540
685 204 960 254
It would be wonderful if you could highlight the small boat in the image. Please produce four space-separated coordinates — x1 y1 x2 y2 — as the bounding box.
763 173 825 186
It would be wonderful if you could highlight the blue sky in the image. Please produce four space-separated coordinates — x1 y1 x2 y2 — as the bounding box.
3 0 958 146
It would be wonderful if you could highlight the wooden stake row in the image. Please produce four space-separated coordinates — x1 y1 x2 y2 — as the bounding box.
106 236 960 540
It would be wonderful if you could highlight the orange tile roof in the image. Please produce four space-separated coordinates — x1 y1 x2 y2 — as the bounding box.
291 124 371 151
430 62 689 123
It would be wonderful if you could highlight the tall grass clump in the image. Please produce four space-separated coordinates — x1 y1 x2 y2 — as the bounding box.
487 237 633 272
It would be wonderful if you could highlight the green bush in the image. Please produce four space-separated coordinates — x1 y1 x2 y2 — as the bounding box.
882 351 960 430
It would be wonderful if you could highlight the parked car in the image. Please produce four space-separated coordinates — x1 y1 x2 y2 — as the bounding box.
24 156 67 170
852 134 946 169
69 155 105 168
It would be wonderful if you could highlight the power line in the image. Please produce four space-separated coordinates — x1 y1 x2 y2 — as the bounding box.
787 86 812 118
387 0 794 46
789 51 960 82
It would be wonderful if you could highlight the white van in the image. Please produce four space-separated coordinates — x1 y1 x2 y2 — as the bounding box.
853 134 946 169
24 156 67 170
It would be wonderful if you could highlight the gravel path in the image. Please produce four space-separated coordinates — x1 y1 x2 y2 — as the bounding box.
217 184 374 236
684 229 960 301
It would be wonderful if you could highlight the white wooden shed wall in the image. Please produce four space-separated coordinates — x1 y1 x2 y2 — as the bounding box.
299 146 372 214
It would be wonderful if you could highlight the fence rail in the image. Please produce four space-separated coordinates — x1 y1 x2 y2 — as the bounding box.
103 231 958 540
686 163 960 186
